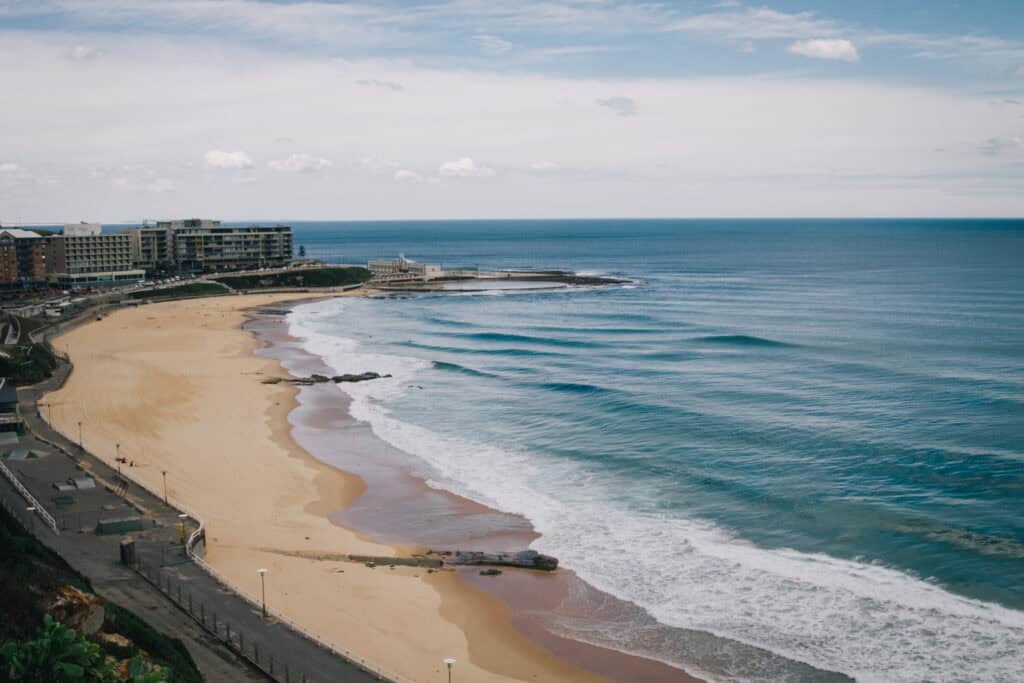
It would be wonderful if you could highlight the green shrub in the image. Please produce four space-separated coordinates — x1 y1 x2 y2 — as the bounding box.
213 266 370 290
0 615 169 682
0 343 58 386
127 283 228 301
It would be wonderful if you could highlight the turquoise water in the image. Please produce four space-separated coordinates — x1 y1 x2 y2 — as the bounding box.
281 219 1024 682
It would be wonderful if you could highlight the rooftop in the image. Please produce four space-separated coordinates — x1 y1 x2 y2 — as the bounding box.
0 229 43 239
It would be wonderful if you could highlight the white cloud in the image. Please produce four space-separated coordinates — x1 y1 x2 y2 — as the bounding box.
530 160 558 171
204 149 254 169
2 33 1023 220
979 136 1023 155
1014 64 1024 76
0 162 20 174
439 157 495 178
787 39 860 63
147 178 175 193
66 45 104 61
473 34 514 55
361 157 398 173
356 78 404 92
596 96 637 117
268 153 333 173
668 8 838 40
394 169 424 183
738 40 756 54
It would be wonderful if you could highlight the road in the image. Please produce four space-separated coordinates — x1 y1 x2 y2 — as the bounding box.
2 342 386 683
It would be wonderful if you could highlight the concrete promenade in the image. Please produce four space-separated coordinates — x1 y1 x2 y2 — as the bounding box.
2 347 385 682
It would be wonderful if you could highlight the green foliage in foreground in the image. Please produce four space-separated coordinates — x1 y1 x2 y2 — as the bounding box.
0 616 168 682
0 508 199 682
0 343 58 386
103 606 201 683
127 283 229 301
213 266 371 290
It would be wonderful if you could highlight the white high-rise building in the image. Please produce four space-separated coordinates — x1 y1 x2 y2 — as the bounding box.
62 222 102 237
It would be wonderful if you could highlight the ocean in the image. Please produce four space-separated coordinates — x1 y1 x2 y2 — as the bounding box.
274 219 1024 682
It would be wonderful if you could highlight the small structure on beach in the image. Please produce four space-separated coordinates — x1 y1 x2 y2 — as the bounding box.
367 253 443 281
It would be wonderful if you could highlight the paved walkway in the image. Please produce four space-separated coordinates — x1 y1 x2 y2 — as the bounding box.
3 342 385 683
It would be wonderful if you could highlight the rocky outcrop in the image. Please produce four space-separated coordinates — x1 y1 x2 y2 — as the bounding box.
440 549 558 571
262 372 392 386
47 586 105 635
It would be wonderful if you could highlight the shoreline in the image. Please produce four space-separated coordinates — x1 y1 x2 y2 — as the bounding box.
42 292 699 683
249 306 706 683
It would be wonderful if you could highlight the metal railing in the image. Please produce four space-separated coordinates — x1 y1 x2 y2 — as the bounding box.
32 300 423 683
0 457 59 534
183 548 417 683
37 403 416 683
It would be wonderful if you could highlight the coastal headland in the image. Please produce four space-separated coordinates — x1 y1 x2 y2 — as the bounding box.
42 292 699 683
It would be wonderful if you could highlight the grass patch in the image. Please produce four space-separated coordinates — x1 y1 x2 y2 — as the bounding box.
128 283 228 301
213 266 371 290
103 604 202 683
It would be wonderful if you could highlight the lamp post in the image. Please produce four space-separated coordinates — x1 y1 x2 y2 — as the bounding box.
258 568 268 618
77 421 83 452
444 657 456 683
115 444 121 473
161 470 168 505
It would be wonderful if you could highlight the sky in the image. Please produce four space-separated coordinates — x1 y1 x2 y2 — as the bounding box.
1 0 1023 222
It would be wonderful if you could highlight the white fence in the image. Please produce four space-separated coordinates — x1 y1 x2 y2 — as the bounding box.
0 457 59 534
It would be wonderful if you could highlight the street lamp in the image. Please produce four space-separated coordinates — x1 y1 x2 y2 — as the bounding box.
258 568 268 617
161 470 168 505
444 657 456 683
77 421 83 451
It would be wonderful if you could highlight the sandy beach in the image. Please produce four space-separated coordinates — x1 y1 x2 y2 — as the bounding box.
43 293 697 683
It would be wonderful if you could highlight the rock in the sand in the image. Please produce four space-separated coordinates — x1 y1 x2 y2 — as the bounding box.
331 372 392 383
449 549 558 571
281 372 392 385
479 569 503 576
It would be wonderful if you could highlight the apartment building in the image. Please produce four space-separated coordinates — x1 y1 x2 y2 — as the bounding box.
125 219 293 273
63 222 102 237
128 226 174 271
0 229 47 287
46 230 144 288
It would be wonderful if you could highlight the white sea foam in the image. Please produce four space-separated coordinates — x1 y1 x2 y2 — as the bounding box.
288 298 1024 683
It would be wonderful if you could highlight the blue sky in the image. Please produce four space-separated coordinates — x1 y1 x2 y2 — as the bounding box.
1 1 1023 220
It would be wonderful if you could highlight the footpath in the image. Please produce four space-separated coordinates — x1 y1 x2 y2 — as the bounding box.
1 338 385 682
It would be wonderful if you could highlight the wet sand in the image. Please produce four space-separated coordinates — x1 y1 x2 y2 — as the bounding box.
45 293 699 683
252 311 704 683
